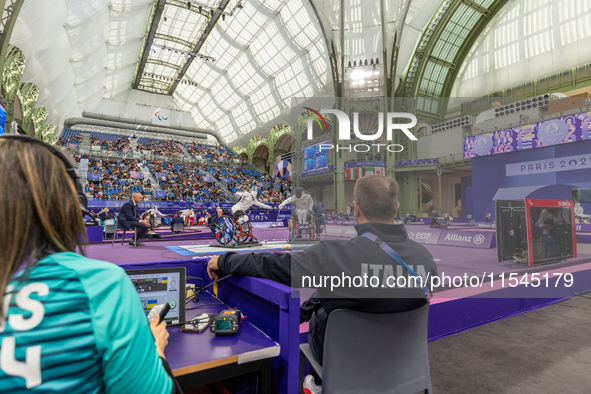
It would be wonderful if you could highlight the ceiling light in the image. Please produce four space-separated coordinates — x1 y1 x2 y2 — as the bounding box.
199 5 202 12
164 17 167 22
222 14 225 21
187 2 191 9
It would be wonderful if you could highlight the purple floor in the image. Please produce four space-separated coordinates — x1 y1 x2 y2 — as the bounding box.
87 227 289 264
87 226 591 279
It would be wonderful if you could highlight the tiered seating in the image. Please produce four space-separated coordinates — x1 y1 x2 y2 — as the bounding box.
57 129 83 146
137 137 183 157
208 166 291 204
185 142 235 162
84 158 152 200
145 161 231 203
90 132 131 153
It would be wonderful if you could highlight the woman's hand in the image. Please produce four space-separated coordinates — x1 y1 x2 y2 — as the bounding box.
150 315 169 359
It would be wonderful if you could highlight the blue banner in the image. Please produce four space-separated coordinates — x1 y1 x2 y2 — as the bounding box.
88 173 102 181
223 178 234 183
154 191 167 199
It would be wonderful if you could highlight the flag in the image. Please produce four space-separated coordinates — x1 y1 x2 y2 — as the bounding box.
152 107 171 126
364 167 375 176
374 167 385 175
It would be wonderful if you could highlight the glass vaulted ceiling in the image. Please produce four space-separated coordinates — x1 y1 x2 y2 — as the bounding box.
139 0 328 143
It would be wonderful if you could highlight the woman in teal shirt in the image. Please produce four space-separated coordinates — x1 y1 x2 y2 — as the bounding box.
0 136 181 393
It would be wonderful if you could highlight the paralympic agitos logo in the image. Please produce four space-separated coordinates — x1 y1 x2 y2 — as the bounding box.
303 108 417 153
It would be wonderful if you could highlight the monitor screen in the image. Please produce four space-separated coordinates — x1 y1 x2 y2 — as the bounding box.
126 267 186 325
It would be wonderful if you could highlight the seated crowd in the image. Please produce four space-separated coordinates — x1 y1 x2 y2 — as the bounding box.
184 142 235 162
137 138 183 157
208 166 290 204
57 133 83 146
84 158 151 200
145 161 232 203
90 135 131 152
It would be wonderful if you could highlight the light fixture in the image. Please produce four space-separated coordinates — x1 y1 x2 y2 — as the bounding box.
199 5 202 12
348 61 351 67
222 14 225 21
164 17 167 22
187 2 191 9
211 10 214 17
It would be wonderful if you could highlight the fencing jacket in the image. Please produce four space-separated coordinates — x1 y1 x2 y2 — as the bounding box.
217 221 438 363
231 191 272 214
278 193 313 211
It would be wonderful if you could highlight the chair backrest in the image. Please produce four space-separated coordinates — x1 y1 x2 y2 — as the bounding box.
173 222 184 232
104 224 117 234
322 304 431 394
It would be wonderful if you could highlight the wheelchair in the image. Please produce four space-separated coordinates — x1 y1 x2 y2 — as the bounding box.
213 215 258 245
289 213 319 242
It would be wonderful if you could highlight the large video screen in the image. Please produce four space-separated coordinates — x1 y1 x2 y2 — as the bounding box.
303 141 329 173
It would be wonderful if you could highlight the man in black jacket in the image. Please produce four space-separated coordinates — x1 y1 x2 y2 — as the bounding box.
117 193 149 246
207 176 438 391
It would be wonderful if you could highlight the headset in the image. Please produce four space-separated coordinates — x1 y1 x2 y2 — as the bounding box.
0 134 93 222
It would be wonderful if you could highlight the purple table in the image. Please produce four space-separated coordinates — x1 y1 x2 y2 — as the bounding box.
165 291 280 392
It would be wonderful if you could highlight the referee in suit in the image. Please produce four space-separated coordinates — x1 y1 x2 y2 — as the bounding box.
118 192 149 246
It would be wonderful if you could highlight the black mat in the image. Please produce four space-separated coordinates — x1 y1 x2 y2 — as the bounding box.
429 295 591 393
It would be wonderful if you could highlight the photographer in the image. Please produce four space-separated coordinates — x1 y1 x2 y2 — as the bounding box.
0 136 181 393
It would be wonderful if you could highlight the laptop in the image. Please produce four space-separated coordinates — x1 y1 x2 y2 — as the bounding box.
125 267 186 325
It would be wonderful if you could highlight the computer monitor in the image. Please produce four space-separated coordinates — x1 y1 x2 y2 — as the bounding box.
126 267 186 325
